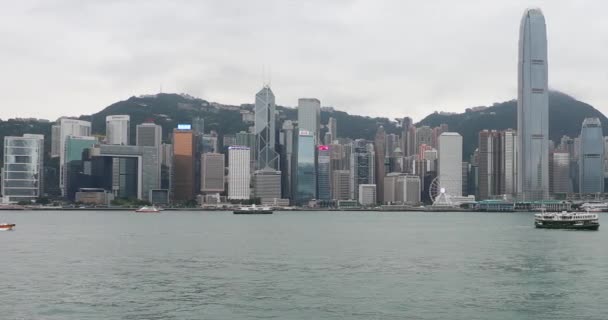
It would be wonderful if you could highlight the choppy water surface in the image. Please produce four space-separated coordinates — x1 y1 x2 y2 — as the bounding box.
1 211 607 319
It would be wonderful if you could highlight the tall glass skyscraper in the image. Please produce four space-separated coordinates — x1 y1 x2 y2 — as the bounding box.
297 98 321 143
255 86 279 170
579 118 604 194
517 8 549 200
296 131 316 205
2 134 44 203
317 145 331 201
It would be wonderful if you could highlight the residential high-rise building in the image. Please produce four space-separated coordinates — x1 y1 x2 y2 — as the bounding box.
374 126 386 203
438 132 463 197
105 115 130 145
2 134 44 203
172 128 195 201
228 146 251 200
517 8 549 200
201 153 225 193
332 170 350 200
298 98 321 143
136 123 162 147
317 145 331 201
255 86 279 170
385 134 400 158
415 126 433 151
350 140 375 201
579 118 604 194
327 117 338 143
296 131 316 205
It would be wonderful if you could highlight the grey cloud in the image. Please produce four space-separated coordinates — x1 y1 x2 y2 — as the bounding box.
1 0 607 121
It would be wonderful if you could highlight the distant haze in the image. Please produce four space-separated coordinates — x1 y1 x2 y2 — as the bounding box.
1 0 606 121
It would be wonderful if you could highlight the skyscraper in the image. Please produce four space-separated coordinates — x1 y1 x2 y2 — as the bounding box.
280 120 297 200
255 86 279 170
579 118 604 194
298 98 321 143
201 153 225 194
350 140 375 201
105 115 130 145
415 126 433 151
172 128 195 201
501 129 517 196
478 130 502 200
327 117 338 144
54 118 92 196
136 122 162 147
228 146 251 200
517 8 549 200
374 126 386 203
551 152 571 194
317 145 331 202
296 131 316 205
438 132 463 197
2 134 44 203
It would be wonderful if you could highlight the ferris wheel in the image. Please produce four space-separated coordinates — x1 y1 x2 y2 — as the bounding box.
429 177 457 206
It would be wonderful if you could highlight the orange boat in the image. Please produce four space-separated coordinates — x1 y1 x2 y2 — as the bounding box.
0 223 16 231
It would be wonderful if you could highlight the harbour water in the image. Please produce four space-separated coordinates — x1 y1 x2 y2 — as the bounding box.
1 210 607 319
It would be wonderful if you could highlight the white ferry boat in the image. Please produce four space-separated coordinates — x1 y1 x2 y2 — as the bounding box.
135 206 161 213
233 204 273 214
534 211 599 230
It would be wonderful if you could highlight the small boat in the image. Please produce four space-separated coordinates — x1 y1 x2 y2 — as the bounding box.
0 223 16 231
135 206 161 213
233 204 273 214
534 211 599 230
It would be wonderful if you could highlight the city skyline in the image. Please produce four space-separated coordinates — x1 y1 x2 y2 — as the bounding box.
2 2 608 121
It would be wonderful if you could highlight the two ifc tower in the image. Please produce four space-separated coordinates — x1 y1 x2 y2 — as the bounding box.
517 8 549 201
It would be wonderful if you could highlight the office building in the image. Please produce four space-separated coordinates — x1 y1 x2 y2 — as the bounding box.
517 8 549 200
317 145 331 201
551 152 571 194
501 129 517 195
1 134 44 203
478 130 502 200
296 131 316 205
438 132 463 197
53 118 92 195
350 140 375 201
88 144 161 201
358 184 376 206
63 136 98 199
579 118 604 194
172 128 195 201
255 86 279 170
374 126 386 203
201 153 225 193
298 98 321 142
280 120 297 200
51 124 61 157
236 131 256 163
253 168 282 201
332 170 350 200
136 122 162 147
228 146 251 200
105 115 130 145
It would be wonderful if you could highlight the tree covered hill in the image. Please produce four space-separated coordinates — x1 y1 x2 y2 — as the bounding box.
418 91 608 159
0 91 605 163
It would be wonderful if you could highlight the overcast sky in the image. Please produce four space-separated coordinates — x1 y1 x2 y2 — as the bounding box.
1 0 607 122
